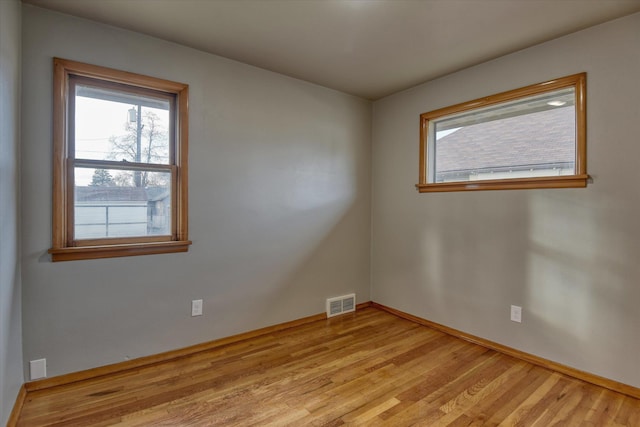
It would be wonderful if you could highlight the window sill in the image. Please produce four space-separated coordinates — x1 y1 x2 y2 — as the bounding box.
48 240 192 262
415 174 590 193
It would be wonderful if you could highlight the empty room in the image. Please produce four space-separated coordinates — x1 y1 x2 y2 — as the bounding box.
2 0 640 425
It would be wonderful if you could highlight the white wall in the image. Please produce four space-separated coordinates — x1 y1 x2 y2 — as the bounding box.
372 12 640 388
0 0 23 422
21 5 371 378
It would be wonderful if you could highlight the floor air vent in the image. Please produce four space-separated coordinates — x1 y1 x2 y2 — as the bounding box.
326 294 356 318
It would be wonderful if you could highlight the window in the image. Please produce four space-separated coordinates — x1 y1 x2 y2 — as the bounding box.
416 73 588 192
50 58 190 261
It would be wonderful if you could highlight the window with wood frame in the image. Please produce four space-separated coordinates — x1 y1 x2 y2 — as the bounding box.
416 73 588 193
49 58 191 261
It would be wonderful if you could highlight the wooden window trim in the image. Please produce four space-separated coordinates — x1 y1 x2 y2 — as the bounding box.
416 73 588 193
50 58 191 261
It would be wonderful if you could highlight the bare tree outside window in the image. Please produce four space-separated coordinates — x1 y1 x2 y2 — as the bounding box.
108 108 170 188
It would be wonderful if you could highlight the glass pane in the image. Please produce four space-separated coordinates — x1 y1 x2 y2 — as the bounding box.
74 84 171 164
433 87 576 183
74 168 172 239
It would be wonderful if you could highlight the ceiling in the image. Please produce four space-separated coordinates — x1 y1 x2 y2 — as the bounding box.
22 0 640 100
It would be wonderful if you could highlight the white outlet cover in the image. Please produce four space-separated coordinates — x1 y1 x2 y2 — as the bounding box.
510 305 522 323
192 299 203 316
30 358 47 380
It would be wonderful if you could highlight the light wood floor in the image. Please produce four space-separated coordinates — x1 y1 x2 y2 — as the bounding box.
17 307 640 426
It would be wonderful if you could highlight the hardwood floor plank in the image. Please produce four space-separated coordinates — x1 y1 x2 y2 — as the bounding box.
435 361 529 424
16 307 640 426
617 396 640 426
388 354 518 426
581 389 625 426
471 365 554 425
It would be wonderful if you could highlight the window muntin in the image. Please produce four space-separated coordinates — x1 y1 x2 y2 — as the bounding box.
417 73 587 192
50 58 190 261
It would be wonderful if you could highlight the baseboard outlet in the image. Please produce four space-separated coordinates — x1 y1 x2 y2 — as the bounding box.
371 302 640 400
6 385 27 427
25 301 372 393
29 358 47 380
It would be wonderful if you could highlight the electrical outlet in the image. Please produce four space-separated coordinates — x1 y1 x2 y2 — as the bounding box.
191 299 203 317
30 358 47 380
510 305 522 323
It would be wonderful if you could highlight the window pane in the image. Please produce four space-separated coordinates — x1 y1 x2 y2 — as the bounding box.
74 84 171 164
74 168 172 239
432 87 576 183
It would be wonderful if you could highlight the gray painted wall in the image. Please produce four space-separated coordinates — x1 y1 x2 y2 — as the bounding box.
372 12 640 388
18 3 640 392
0 0 23 422
21 5 371 378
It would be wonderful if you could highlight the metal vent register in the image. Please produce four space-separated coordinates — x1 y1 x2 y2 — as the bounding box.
326 294 356 318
